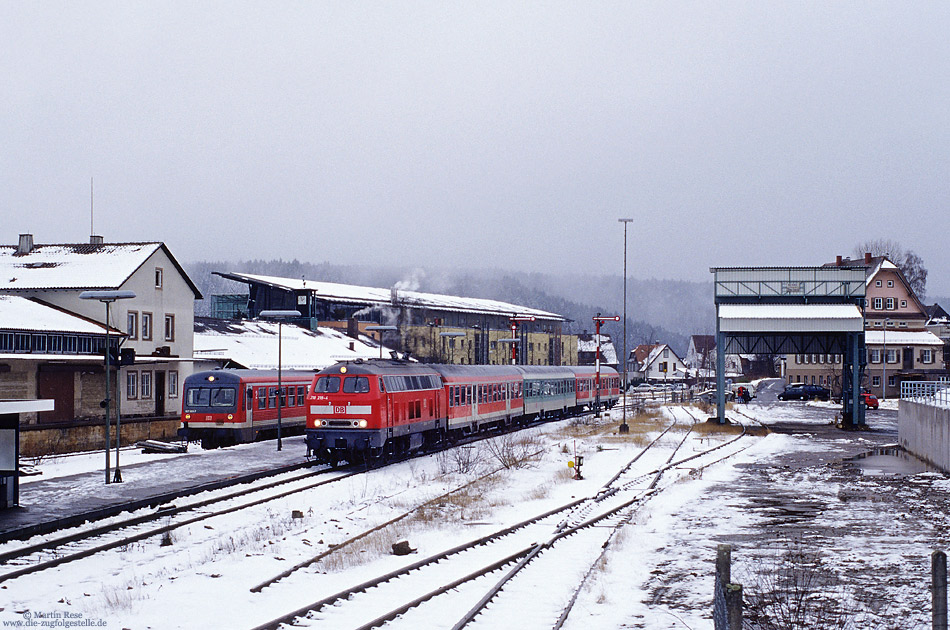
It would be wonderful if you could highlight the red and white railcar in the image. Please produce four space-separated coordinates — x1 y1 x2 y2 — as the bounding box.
179 369 314 448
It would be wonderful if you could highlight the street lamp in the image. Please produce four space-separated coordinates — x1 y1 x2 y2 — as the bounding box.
259 310 301 451
80 290 135 484
440 331 465 363
366 325 398 359
882 318 891 400
619 217 634 433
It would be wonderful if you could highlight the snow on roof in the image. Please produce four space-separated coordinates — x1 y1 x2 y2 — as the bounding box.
0 242 163 291
221 272 566 321
577 335 618 363
193 319 381 370
864 330 944 346
719 304 864 332
0 295 112 334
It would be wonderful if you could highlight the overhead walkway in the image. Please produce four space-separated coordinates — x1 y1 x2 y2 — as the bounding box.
711 267 868 426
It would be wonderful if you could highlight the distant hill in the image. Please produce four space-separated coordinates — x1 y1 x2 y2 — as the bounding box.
183 260 715 358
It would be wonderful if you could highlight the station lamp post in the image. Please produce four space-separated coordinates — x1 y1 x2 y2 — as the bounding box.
619 218 634 433
79 290 135 484
259 310 301 451
439 331 465 363
366 325 398 359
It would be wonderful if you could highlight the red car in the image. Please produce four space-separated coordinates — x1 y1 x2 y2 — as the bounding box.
862 392 879 409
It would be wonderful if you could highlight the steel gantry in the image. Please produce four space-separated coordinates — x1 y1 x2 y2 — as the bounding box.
711 266 868 427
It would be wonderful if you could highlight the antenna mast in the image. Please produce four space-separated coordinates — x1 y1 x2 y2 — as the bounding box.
90 177 94 237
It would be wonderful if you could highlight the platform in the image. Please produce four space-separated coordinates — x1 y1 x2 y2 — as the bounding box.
0 437 312 542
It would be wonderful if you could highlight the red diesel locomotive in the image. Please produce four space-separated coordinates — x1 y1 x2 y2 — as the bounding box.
179 369 315 448
305 359 620 465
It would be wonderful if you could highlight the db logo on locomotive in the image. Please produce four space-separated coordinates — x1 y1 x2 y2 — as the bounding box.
334 405 346 415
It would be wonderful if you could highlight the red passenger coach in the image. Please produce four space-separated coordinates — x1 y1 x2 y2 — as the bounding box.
572 367 621 410
179 369 314 449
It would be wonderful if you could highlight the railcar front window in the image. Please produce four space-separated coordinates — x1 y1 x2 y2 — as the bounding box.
210 388 236 407
185 387 236 408
185 388 209 407
314 376 341 393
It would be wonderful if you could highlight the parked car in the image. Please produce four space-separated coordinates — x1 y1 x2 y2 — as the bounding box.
778 383 830 401
697 389 736 404
861 392 879 409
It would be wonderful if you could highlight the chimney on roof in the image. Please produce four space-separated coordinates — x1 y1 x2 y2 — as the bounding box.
90 235 104 246
865 252 872 264
836 255 842 266
17 234 33 254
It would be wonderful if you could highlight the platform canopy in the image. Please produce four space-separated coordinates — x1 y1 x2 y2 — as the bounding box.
719 304 865 333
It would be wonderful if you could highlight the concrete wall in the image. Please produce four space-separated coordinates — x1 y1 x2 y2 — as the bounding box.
899 400 950 472
19 417 180 459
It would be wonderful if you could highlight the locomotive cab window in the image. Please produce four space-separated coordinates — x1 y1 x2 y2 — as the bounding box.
314 376 341 393
343 376 370 393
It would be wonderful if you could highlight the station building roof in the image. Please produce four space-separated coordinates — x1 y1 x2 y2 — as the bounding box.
217 272 567 322
718 304 865 333
864 330 944 346
193 317 381 370
0 295 117 335
0 240 201 297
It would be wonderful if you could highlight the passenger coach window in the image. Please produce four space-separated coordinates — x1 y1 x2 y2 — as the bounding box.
258 387 267 410
296 386 306 405
343 376 370 393
314 376 341 393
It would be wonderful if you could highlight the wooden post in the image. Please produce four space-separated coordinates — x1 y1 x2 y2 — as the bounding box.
935 550 948 630
726 583 743 629
714 544 731 630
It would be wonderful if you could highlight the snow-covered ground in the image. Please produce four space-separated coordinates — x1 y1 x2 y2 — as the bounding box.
0 398 945 629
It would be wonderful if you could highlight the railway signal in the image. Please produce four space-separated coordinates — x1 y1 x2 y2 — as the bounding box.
592 314 620 411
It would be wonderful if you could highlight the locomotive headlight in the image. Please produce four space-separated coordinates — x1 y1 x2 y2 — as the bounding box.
358 419 368 428
227 414 233 420
185 413 191 420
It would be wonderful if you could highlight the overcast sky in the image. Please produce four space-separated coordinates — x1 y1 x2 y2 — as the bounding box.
3 2 948 296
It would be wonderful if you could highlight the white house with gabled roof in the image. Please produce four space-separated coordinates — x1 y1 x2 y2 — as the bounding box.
0 234 202 424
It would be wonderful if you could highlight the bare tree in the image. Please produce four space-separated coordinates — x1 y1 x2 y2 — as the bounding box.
852 240 928 300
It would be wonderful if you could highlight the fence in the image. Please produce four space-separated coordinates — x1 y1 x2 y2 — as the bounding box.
713 545 949 629
901 380 950 407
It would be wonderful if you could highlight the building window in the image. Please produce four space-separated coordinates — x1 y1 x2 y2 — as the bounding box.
886 297 895 310
886 349 898 364
127 372 138 399
32 334 47 352
142 312 153 341
155 267 163 288
15 333 30 352
64 336 77 353
899 321 907 328
168 371 179 398
164 314 175 342
900 300 907 308
875 280 882 287
887 280 894 287
869 349 882 363
888 375 896 387
128 312 138 339
141 371 152 399
922 349 934 364
48 335 62 353
872 375 881 387
873 297 883 310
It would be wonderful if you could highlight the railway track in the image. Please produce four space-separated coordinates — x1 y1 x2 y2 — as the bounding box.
248 404 757 630
0 465 360 583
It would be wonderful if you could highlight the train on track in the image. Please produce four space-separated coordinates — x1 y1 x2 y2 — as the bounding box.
178 369 315 448
305 359 620 466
